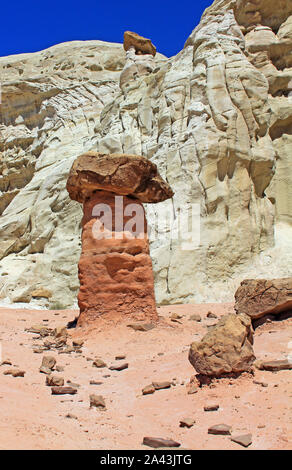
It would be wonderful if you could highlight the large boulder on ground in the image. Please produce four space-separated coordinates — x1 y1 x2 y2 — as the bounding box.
235 278 292 320
189 313 255 377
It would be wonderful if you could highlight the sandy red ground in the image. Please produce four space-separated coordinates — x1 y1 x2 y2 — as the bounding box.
0 302 291 450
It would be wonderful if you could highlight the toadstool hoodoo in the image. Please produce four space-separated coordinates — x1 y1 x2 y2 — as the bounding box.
66 152 173 326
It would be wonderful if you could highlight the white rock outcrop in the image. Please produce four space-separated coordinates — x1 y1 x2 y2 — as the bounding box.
0 0 291 308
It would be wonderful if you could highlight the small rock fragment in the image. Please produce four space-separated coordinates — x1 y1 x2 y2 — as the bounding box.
253 380 268 387
189 314 201 322
179 418 195 428
109 363 128 371
0 360 12 366
231 433 252 448
143 437 181 449
187 384 198 395
115 355 126 360
65 413 78 420
142 384 155 395
89 394 106 409
26 325 52 336
51 386 77 395
72 339 84 347
90 380 103 385
46 375 65 387
3 369 25 377
39 366 52 375
255 360 292 372
43 338 56 349
67 380 80 388
170 313 183 322
207 312 218 319
92 358 107 368
33 348 47 354
53 326 68 338
40 356 56 371
61 345 74 354
152 381 171 390
208 424 232 435
204 404 219 412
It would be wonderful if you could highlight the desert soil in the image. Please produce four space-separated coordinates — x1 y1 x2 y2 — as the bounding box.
0 303 291 450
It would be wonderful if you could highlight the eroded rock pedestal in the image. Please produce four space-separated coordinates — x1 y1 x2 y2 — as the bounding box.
78 191 157 325
66 152 173 326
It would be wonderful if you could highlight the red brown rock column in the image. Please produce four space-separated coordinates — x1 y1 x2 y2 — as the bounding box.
77 191 157 325
66 152 174 327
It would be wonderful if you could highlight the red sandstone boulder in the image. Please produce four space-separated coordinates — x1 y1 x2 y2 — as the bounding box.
123 31 157 56
235 278 292 320
66 152 173 204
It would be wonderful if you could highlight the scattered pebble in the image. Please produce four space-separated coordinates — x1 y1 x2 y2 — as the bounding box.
189 314 201 322
51 386 77 395
179 418 195 428
187 383 198 394
92 358 107 368
109 363 128 371
72 339 84 347
208 424 232 435
170 313 183 320
0 360 12 366
204 404 219 412
207 312 218 319
142 384 155 395
89 394 106 410
143 437 181 449
255 360 292 372
3 369 25 377
152 381 171 390
65 413 78 420
115 355 126 360
46 375 65 387
53 327 67 339
67 380 80 388
230 433 252 448
253 380 268 387
40 356 56 372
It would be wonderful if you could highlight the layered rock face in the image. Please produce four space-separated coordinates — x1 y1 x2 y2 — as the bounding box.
66 152 173 325
0 0 291 308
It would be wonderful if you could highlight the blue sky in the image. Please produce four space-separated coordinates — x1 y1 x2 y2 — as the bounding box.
0 0 212 58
